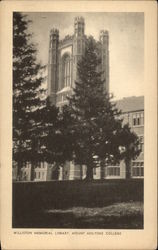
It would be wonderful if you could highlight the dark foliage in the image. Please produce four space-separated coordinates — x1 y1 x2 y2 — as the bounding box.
13 12 46 178
39 99 74 168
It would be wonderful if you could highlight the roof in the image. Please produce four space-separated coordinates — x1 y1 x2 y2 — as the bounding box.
116 96 144 113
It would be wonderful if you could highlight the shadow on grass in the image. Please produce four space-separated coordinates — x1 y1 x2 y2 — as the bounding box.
13 180 144 229
13 204 143 229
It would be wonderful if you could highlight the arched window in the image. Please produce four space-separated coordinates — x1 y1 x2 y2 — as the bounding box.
62 54 71 88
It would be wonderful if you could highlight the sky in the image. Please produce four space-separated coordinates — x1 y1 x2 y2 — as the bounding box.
24 12 144 100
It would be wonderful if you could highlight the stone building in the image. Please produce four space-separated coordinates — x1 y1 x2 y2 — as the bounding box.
46 16 144 180
116 96 144 179
12 17 144 181
48 16 109 107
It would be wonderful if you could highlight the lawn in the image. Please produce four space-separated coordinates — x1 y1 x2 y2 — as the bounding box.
13 180 143 229
42 201 143 229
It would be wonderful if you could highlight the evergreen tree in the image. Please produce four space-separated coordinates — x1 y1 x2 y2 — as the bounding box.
116 124 141 179
45 104 74 175
67 36 140 180
13 12 46 179
34 98 74 180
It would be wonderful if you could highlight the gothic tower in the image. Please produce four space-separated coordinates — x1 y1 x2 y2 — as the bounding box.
48 28 59 105
47 18 110 108
47 17 110 180
100 30 109 93
72 16 85 86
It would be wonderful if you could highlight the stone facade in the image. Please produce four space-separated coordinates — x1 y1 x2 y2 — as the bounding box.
48 16 109 107
117 96 144 179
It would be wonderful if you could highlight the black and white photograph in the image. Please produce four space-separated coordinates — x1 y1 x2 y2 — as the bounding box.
1 1 157 249
12 11 144 229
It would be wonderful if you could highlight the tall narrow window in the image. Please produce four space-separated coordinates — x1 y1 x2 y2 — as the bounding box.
139 136 144 152
62 54 71 88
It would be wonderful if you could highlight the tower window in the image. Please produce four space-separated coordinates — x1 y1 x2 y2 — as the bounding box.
62 54 71 88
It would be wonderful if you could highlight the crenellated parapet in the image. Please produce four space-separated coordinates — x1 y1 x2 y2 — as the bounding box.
50 28 59 37
74 16 85 36
74 16 85 23
100 30 109 37
49 29 59 46
59 35 73 48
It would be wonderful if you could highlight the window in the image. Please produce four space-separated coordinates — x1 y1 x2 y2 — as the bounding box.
35 171 40 179
133 117 137 126
62 54 71 88
132 162 144 177
107 167 120 176
138 136 144 152
93 168 96 175
132 112 144 126
141 113 144 125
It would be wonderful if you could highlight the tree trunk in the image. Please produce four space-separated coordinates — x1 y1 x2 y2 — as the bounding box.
52 163 60 180
16 142 23 180
125 158 131 179
100 160 105 180
17 160 22 181
30 162 35 181
85 163 93 181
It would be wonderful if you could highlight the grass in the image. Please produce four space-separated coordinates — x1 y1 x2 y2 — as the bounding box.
13 201 143 229
13 180 144 229
46 201 143 217
43 201 143 229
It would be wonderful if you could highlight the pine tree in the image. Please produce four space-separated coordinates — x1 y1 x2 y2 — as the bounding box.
67 36 140 180
45 104 74 172
13 12 46 179
34 98 74 180
116 124 141 179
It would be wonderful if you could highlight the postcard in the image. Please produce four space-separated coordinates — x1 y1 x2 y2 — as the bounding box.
0 1 157 249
